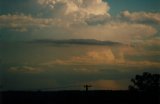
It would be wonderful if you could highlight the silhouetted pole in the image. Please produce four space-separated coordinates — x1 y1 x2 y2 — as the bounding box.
84 84 92 92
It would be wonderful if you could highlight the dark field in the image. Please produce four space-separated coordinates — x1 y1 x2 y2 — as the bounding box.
1 90 159 104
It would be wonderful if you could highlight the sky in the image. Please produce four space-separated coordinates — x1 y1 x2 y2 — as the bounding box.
0 0 160 91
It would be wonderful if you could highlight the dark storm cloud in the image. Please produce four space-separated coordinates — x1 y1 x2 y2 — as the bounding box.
33 39 122 46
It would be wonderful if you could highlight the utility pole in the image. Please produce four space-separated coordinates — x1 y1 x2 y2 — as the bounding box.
84 84 92 92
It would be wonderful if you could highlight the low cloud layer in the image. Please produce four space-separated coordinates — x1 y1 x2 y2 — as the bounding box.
0 14 66 32
121 11 160 24
9 66 43 73
70 22 157 43
0 14 157 43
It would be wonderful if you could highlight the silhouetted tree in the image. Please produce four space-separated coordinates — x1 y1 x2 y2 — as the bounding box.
128 72 160 92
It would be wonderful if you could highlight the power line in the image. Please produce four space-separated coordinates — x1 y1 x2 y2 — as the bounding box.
40 84 82 91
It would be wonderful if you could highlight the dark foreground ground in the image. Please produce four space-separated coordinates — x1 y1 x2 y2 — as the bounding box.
0 90 159 104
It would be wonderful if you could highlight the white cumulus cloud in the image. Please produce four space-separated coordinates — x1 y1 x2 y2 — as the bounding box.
37 0 110 22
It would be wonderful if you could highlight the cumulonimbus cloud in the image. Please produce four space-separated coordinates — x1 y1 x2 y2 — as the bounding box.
43 49 125 66
42 46 160 68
